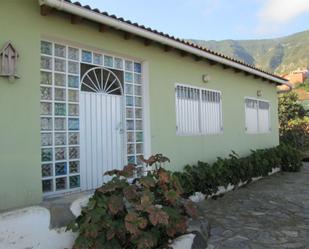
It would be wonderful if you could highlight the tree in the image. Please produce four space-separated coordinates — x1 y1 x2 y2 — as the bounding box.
279 92 309 155
278 92 305 134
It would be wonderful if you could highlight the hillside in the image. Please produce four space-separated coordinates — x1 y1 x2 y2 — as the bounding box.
191 30 309 75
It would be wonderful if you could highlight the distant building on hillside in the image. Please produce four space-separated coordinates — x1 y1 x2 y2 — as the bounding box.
282 68 308 85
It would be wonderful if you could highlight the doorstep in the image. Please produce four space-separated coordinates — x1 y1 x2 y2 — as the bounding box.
41 190 93 229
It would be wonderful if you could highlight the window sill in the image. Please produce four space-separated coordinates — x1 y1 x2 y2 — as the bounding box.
176 132 224 137
245 131 272 135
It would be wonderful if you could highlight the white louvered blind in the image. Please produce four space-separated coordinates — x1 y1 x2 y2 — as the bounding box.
200 89 222 134
245 98 270 133
258 101 270 133
245 99 259 133
175 84 222 135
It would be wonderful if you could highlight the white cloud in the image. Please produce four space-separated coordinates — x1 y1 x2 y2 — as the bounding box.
256 0 309 34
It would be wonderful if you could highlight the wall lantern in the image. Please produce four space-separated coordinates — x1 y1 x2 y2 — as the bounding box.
0 41 19 82
202 74 210 83
257 90 262 97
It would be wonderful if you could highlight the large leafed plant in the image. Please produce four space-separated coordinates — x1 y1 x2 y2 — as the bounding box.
68 154 197 249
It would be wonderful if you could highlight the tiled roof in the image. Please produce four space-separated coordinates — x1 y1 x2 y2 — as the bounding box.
60 0 287 83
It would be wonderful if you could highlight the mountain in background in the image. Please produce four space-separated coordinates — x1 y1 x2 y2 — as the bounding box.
191 30 309 75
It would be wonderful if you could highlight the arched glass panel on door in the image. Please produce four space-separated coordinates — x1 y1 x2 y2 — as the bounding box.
81 67 123 95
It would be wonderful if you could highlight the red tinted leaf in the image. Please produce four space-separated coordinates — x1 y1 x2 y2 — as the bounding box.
125 213 148 237
139 155 157 166
155 154 170 164
167 217 187 237
123 185 138 201
136 192 154 211
125 213 139 236
120 164 136 178
139 176 156 188
97 180 128 194
137 232 158 249
164 190 179 205
108 195 123 215
175 217 187 234
147 206 169 226
104 169 120 176
171 176 183 195
84 224 99 238
158 168 170 184
184 201 198 219
106 229 115 240
138 217 148 229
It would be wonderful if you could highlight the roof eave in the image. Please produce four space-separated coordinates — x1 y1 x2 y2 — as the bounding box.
39 0 291 88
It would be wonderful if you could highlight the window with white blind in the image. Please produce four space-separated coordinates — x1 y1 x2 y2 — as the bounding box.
175 84 222 135
245 98 271 134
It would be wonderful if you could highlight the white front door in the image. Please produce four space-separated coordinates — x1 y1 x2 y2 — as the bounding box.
79 67 124 190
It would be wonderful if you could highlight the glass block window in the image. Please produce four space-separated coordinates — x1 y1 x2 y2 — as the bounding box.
40 41 81 195
124 60 144 165
40 40 144 195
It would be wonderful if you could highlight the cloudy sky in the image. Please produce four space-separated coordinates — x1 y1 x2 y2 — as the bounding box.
79 0 309 40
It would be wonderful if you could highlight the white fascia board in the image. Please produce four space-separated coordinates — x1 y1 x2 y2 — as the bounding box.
39 0 291 88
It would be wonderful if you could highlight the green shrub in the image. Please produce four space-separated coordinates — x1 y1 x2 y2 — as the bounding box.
175 145 302 196
67 154 197 249
277 143 302 172
278 92 306 134
278 92 309 157
280 117 309 155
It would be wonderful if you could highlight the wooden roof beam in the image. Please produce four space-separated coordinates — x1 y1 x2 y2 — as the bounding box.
195 56 202 62
40 5 54 16
164 45 172 52
144 39 152 46
222 64 229 70
208 60 217 66
124 32 133 40
180 50 188 57
234 68 241 73
99 24 109 32
71 14 83 24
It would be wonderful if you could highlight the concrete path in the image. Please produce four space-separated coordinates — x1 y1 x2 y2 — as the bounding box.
198 163 309 249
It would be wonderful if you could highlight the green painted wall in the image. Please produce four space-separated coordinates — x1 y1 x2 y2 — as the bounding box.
0 1 42 211
0 0 279 210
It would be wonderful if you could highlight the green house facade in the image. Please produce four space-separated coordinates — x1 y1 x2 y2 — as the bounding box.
0 0 289 211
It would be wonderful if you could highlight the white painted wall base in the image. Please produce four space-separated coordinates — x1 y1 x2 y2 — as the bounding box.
0 206 76 249
0 204 196 249
170 234 195 249
189 167 281 203
70 194 93 217
0 168 281 249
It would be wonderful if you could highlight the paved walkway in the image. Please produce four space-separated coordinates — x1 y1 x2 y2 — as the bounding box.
198 163 309 249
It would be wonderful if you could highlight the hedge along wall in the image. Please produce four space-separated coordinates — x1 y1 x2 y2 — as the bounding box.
173 144 302 197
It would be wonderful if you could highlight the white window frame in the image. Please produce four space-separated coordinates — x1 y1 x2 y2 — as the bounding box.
244 97 271 134
175 83 223 136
